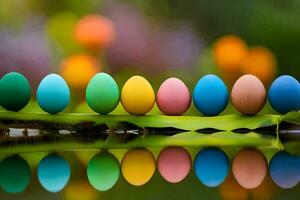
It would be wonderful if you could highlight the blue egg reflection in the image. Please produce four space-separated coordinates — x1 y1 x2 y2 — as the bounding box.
194 147 229 187
269 151 300 188
37 154 71 192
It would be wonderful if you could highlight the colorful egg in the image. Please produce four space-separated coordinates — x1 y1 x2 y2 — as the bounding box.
37 154 71 193
232 148 267 189
157 147 191 183
231 74 266 115
193 74 229 116
156 78 191 115
268 75 300 114
121 148 155 186
0 156 31 193
121 76 155 115
87 152 120 191
37 74 70 114
269 151 300 188
194 147 229 187
86 73 120 114
0 72 31 111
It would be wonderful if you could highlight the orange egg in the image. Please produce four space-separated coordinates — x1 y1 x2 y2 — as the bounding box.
242 46 277 86
60 54 100 90
74 14 116 48
213 35 248 71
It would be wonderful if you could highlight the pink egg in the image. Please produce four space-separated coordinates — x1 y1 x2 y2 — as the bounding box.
156 77 191 115
157 147 191 183
232 148 267 189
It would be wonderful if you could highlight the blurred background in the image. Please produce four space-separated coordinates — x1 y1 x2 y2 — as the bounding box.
0 0 300 199
0 0 299 115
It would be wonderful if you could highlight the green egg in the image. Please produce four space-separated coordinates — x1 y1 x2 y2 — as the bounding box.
86 72 119 114
0 72 31 111
87 152 120 191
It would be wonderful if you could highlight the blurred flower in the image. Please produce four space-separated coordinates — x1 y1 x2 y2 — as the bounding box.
74 14 116 49
104 2 202 73
0 19 51 89
60 54 100 90
242 46 277 86
213 35 248 72
104 2 150 69
64 180 97 200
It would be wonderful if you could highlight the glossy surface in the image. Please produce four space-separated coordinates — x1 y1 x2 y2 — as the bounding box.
37 74 70 114
231 74 266 115
194 148 229 187
157 147 191 183
0 72 31 111
0 156 31 193
121 76 155 115
121 149 155 186
268 75 300 114
37 154 71 192
193 74 229 116
86 73 120 114
87 152 120 191
156 78 191 115
232 148 267 189
269 151 300 188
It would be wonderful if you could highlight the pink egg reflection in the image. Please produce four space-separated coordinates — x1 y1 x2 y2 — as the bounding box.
157 147 192 183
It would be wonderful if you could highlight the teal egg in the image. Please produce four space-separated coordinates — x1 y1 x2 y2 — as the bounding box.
0 156 31 193
86 73 120 114
37 74 70 114
0 72 31 111
37 154 70 193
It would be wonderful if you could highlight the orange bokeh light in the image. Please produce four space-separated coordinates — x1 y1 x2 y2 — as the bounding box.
60 54 101 90
74 14 116 49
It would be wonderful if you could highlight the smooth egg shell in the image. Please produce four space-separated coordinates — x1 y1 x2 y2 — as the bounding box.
121 76 155 115
156 78 191 115
231 74 266 115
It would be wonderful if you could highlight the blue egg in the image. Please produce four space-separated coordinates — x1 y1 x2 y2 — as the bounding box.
268 75 300 114
193 74 229 116
37 154 70 193
269 151 300 189
37 74 70 114
194 147 229 187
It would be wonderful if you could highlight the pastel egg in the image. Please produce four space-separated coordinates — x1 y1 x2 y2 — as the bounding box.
37 154 71 192
232 148 267 189
268 75 300 114
0 156 31 193
86 73 119 114
121 148 155 186
194 147 229 187
87 152 120 191
157 147 191 183
121 76 155 115
269 151 300 188
231 74 266 115
156 78 191 115
0 72 31 111
193 74 229 116
37 74 70 114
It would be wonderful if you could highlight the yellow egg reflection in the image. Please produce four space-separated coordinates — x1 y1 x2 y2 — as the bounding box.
121 76 155 115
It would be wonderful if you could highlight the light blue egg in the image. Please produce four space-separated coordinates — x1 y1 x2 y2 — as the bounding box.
37 74 70 114
269 151 300 188
268 75 300 114
194 147 229 187
37 154 70 193
193 74 229 116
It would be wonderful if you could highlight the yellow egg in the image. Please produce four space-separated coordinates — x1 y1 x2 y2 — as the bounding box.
121 149 155 186
121 76 155 115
